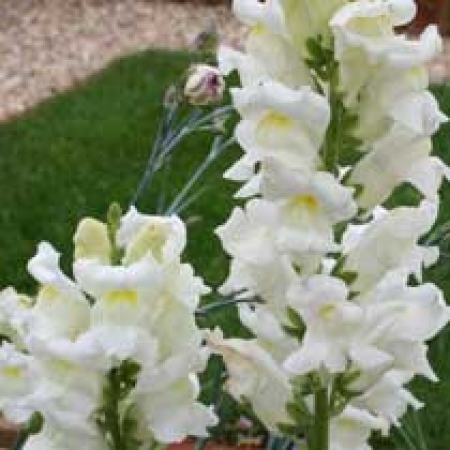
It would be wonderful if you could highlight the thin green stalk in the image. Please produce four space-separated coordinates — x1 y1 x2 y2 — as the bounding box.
131 104 179 206
166 136 235 215
131 105 233 207
195 295 264 317
394 425 418 450
108 368 123 450
411 409 428 450
322 67 342 175
313 388 329 450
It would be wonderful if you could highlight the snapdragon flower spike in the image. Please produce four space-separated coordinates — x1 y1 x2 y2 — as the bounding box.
212 1 450 449
0 207 217 449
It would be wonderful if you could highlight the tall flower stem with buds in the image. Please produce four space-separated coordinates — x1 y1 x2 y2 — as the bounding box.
209 2 450 450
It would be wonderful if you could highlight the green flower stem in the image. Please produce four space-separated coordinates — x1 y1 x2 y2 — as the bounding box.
107 367 123 450
321 66 343 175
131 105 233 207
313 388 329 450
195 294 264 317
411 409 428 450
166 135 235 215
96 361 141 450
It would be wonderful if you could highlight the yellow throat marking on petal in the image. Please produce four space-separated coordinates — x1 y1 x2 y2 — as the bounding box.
1 367 22 379
290 195 319 212
48 358 76 375
259 112 294 130
319 304 335 320
338 418 356 430
250 23 267 36
105 289 138 306
350 16 392 37
39 285 60 302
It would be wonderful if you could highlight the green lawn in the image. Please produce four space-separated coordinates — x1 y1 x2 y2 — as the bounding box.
1 48 450 449
0 49 239 293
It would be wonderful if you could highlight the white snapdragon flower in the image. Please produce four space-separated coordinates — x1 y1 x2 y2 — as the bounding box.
331 0 441 100
216 196 340 286
353 65 431 142
117 207 187 264
217 0 450 449
133 350 217 443
218 0 310 88
284 275 363 375
225 81 330 197
72 211 208 365
220 256 297 314
27 242 91 342
216 199 281 267
0 207 215 449
27 357 104 436
353 67 447 145
206 329 291 432
0 343 34 423
238 303 298 361
268 167 357 257
0 341 104 440
350 128 449 209
343 201 438 292
353 270 450 381
0 287 31 347
351 370 422 427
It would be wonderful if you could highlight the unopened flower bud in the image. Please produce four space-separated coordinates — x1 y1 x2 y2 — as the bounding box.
184 64 225 106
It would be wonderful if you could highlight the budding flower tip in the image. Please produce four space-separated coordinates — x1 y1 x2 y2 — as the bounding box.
184 64 225 106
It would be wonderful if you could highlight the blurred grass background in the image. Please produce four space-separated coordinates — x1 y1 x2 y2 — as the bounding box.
0 49 449 449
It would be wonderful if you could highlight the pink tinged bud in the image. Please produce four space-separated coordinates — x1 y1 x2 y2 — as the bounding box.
184 64 225 105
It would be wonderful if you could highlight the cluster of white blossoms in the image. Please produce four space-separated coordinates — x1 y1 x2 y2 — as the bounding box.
209 1 450 449
0 207 217 449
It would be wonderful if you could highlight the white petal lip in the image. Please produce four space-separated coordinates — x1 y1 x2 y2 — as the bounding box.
28 242 85 302
284 275 363 375
206 329 291 431
135 350 217 443
73 256 163 297
389 91 448 137
343 200 438 290
215 199 279 265
231 81 330 141
331 0 416 29
331 0 441 69
350 130 433 208
217 45 246 76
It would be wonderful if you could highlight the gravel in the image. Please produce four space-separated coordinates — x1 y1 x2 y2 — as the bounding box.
0 0 245 121
0 0 447 122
